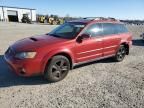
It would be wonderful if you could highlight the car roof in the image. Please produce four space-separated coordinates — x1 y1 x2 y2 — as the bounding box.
68 19 91 24
68 17 123 25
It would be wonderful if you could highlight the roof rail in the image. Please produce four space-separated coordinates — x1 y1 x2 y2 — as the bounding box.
83 17 119 21
107 17 118 21
83 17 106 20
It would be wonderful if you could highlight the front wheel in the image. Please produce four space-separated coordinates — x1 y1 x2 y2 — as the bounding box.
114 45 126 62
44 55 70 82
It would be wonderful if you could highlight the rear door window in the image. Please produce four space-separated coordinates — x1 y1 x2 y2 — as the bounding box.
102 23 128 36
102 23 115 36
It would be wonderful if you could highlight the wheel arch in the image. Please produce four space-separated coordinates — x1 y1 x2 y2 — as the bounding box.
120 42 129 55
43 51 74 74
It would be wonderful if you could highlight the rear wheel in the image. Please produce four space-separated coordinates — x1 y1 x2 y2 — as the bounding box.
114 45 126 62
44 55 70 82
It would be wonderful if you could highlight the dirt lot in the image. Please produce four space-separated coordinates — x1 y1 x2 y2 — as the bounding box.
0 22 144 108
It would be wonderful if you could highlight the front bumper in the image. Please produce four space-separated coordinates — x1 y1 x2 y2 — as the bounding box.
4 53 43 77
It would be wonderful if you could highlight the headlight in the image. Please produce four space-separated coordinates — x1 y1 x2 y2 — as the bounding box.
15 52 37 59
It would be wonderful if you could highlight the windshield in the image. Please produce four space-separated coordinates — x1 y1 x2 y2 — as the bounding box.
48 22 86 39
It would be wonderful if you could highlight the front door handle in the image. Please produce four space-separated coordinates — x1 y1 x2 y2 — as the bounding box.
96 39 102 42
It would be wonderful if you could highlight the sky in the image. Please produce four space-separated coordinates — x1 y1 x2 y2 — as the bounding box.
0 0 144 20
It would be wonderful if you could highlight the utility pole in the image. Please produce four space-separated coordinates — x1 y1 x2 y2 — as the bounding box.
2 6 5 21
0 0 5 21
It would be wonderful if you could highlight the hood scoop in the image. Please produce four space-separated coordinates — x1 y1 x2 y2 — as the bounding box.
30 37 38 42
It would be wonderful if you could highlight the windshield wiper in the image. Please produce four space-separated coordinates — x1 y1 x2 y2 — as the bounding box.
47 33 61 38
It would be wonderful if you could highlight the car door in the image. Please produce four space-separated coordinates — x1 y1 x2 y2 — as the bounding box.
102 23 121 57
75 23 103 63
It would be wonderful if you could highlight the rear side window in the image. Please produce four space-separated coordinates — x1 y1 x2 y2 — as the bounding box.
83 23 103 37
114 24 128 34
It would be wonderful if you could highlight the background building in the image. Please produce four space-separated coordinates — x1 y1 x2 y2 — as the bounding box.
0 6 36 22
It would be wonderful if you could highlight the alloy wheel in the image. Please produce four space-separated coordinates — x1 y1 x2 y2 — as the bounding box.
51 59 69 79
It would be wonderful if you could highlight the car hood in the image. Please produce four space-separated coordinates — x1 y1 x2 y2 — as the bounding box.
11 34 68 52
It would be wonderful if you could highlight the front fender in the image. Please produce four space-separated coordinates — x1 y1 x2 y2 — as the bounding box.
41 48 75 74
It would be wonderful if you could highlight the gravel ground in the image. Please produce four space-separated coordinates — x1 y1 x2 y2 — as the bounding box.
0 22 144 108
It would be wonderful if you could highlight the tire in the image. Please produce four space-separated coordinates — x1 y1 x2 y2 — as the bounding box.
114 45 126 62
44 55 70 82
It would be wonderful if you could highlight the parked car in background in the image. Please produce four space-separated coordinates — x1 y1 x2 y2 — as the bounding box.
4 17 132 82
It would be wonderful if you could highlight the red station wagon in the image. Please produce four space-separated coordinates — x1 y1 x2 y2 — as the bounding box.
4 17 132 82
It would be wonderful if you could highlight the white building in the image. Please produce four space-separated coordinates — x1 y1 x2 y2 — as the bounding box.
0 6 36 22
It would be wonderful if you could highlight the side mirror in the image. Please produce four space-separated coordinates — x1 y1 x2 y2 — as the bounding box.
80 34 90 39
77 34 90 43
